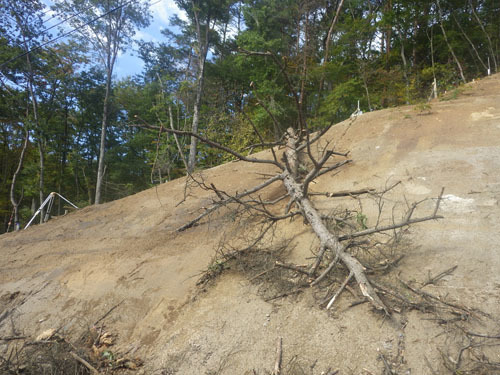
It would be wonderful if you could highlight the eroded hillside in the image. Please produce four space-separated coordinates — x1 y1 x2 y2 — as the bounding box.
1 75 500 374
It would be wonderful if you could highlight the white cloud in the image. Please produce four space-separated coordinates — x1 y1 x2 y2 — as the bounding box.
151 0 188 25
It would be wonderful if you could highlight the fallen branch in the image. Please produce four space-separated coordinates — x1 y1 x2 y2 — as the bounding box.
399 278 474 317
326 271 354 309
0 336 26 341
272 337 282 375
340 207 444 241
177 174 282 231
422 265 458 287
248 267 275 282
275 261 310 275
141 107 446 317
282 169 390 313
466 331 500 339
265 288 303 302
310 187 376 197
310 252 339 286
70 352 99 374
310 181 402 198
94 301 123 326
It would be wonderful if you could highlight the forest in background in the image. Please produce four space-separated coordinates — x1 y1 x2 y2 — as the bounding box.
1 0 499 233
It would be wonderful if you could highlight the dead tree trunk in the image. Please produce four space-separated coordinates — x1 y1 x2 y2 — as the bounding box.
133 119 444 315
281 166 389 312
133 44 444 315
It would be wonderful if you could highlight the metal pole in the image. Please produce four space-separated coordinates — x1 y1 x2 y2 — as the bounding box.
24 192 78 230
24 193 54 229
44 194 55 222
54 192 78 209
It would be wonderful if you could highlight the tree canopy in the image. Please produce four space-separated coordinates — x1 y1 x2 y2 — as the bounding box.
1 0 499 232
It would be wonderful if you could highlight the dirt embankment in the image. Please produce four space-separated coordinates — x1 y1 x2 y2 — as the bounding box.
1 74 500 374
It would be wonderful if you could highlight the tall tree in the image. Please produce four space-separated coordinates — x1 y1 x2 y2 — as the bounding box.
1 0 47 227
174 0 235 173
54 0 151 204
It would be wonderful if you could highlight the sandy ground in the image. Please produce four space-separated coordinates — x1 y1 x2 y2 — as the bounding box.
1 75 500 374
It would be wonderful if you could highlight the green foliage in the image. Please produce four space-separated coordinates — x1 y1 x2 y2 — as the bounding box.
319 78 363 123
356 212 368 230
414 102 433 115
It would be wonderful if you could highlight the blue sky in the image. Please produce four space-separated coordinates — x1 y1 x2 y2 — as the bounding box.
42 0 186 78
115 0 187 78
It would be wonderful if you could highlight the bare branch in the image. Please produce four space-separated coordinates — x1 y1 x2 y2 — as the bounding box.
315 160 352 180
339 213 443 241
70 352 99 375
422 265 458 287
303 150 334 195
275 261 310 275
131 120 283 169
241 109 283 167
296 123 337 152
272 337 282 375
310 251 340 286
310 181 401 198
326 271 353 309
177 174 283 231
309 244 328 276
282 168 389 313
310 188 376 198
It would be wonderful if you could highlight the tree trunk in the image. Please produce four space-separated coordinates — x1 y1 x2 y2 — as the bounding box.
187 56 206 173
470 0 497 73
58 103 69 215
428 27 438 99
319 0 345 92
360 62 372 111
281 169 388 313
24 50 44 224
399 34 410 104
38 141 45 224
436 0 466 83
187 7 209 174
452 12 488 72
10 129 29 231
169 105 189 172
95 51 113 204
385 0 392 70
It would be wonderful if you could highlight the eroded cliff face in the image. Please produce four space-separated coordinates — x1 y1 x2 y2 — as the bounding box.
1 74 500 374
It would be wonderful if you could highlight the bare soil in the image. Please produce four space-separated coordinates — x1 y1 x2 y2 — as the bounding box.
1 75 500 374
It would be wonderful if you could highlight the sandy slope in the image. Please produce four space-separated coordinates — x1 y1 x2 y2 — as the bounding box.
1 74 500 374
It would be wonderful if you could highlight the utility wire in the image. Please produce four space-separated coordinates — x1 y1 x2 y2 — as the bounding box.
34 3 99 44
0 0 137 69
3 4 97 49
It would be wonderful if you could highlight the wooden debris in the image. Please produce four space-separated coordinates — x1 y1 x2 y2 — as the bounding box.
35 328 58 341
70 352 99 374
272 337 282 375
326 271 354 309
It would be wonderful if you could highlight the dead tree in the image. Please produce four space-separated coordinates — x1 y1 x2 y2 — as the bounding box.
132 117 443 315
132 47 443 315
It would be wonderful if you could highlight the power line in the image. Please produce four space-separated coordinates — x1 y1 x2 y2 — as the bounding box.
37 0 162 46
34 3 98 44
0 0 137 70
